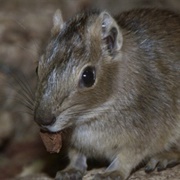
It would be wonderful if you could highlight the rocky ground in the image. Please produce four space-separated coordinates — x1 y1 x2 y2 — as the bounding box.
0 0 179 179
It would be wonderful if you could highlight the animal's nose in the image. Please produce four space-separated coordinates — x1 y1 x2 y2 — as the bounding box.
34 114 56 126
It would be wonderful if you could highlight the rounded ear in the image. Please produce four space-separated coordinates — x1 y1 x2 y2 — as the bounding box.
51 9 64 36
100 12 123 55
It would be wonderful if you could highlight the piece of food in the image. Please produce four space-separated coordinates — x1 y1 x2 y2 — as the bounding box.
39 131 62 153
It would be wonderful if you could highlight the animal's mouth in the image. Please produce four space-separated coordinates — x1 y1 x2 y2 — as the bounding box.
40 116 73 133
40 126 53 132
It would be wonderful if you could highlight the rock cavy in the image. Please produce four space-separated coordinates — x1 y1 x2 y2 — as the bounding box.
34 8 180 180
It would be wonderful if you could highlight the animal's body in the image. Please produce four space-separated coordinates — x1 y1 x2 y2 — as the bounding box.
34 8 180 179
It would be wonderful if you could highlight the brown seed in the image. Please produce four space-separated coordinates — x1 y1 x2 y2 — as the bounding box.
39 131 62 153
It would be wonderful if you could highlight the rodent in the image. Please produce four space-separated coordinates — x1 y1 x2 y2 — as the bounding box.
34 8 180 180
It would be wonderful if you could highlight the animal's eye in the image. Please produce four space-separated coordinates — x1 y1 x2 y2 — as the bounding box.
80 66 96 88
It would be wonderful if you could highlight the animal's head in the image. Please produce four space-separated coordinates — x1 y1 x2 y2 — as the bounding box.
34 9 124 132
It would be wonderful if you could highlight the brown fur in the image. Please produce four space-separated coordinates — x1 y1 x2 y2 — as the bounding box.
34 8 180 179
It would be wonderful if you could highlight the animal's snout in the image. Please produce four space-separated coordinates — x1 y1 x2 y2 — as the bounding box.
34 113 56 126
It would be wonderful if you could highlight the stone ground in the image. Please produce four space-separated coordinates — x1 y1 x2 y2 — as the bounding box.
0 0 179 179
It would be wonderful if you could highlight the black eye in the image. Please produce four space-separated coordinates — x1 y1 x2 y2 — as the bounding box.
80 66 96 88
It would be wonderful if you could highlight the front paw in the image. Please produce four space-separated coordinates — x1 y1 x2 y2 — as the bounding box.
93 171 124 180
55 169 83 180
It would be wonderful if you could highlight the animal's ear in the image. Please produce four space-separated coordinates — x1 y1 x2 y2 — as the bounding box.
100 12 123 55
51 9 64 36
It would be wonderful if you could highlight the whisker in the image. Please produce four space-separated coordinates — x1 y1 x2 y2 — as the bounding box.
12 70 35 101
13 86 34 107
15 20 26 30
15 44 37 60
20 72 35 97
0 94 34 116
14 110 34 116
3 95 34 112
13 19 40 53
0 64 35 111
7 72 35 107
16 98 34 111
65 107 120 117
